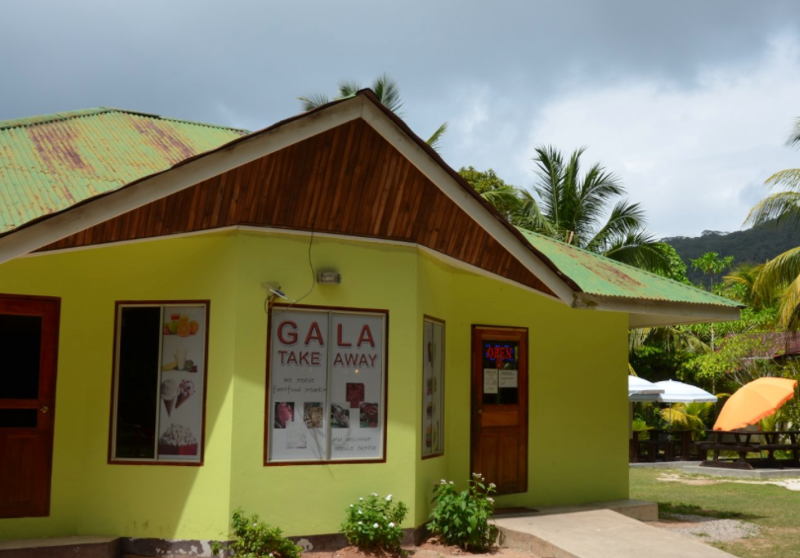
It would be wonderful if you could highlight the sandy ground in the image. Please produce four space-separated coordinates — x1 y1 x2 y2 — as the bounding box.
657 472 800 491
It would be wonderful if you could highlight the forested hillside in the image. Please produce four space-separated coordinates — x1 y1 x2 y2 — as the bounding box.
663 220 800 285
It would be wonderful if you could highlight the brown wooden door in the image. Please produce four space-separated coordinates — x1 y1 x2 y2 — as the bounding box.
471 326 528 495
0 295 60 518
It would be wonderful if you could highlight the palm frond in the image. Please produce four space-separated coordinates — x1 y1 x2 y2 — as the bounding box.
585 201 646 252
779 274 800 330
336 79 362 100
602 233 673 274
426 122 448 151
514 191 556 235
745 190 800 228
755 246 800 295
479 185 521 208
371 73 403 114
787 117 800 148
297 93 331 112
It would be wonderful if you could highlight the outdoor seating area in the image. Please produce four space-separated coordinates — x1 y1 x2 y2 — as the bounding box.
696 429 800 470
630 429 699 463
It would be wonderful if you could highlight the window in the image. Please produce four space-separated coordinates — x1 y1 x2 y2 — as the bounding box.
422 317 444 458
110 302 209 464
266 306 387 464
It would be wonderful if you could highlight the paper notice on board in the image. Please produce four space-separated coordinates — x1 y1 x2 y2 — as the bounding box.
499 369 518 388
483 369 499 394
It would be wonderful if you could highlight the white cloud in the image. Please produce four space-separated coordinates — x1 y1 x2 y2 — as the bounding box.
517 32 800 238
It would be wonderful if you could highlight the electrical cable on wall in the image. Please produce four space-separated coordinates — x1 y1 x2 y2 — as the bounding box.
265 231 315 315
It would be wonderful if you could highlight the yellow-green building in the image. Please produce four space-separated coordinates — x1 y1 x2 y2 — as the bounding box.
0 92 740 555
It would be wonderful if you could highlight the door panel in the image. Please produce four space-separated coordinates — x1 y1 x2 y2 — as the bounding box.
471 326 528 495
0 295 60 518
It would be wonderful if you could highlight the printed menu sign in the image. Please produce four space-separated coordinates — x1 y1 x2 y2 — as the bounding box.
158 305 207 461
422 319 444 457
268 308 386 463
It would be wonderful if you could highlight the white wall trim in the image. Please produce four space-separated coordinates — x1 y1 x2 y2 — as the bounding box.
19 225 561 303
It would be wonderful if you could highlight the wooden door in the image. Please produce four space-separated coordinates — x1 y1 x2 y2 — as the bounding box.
471 326 528 495
0 295 60 518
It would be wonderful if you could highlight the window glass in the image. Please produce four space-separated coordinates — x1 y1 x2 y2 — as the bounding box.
422 318 444 458
481 340 519 405
111 303 208 463
0 314 42 400
268 307 386 463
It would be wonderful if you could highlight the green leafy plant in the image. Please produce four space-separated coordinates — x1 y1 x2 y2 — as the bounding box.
341 493 408 552
211 508 302 558
428 473 498 552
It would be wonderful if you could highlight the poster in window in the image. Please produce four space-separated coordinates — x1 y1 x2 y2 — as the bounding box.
157 305 207 460
267 308 386 463
328 312 384 460
422 318 444 457
268 310 329 461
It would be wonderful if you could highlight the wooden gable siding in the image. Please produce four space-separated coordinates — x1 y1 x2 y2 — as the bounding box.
39 119 555 297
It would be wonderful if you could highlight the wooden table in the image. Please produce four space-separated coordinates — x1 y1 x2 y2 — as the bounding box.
630 429 696 463
696 430 800 470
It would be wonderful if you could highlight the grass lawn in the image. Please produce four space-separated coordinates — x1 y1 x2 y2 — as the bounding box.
630 468 800 558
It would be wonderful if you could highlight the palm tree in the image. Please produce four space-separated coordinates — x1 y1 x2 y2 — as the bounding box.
745 117 800 328
298 73 448 150
520 146 672 273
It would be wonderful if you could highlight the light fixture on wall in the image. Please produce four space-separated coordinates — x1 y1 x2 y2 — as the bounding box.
317 270 341 284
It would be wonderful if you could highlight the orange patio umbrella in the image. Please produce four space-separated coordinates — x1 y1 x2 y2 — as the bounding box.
713 377 798 431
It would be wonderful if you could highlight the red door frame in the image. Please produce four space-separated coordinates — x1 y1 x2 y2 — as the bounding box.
0 294 60 518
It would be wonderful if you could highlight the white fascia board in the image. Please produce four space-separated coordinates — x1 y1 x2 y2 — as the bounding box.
358 102 575 306
572 293 742 328
0 98 366 266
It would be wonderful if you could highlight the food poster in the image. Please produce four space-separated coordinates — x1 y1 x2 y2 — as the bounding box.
422 320 444 457
269 310 330 461
328 312 384 460
158 305 206 461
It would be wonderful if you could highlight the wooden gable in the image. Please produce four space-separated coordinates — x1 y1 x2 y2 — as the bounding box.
39 119 555 297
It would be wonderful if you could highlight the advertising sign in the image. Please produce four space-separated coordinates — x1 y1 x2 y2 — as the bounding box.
268 307 386 463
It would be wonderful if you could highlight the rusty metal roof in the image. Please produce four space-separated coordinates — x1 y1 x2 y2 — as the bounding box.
517 228 742 308
0 107 248 234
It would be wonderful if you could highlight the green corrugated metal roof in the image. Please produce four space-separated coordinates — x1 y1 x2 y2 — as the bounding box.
517 227 742 308
0 107 248 233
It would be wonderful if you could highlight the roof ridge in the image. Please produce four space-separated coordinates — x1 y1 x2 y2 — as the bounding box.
0 107 250 134
516 226 741 307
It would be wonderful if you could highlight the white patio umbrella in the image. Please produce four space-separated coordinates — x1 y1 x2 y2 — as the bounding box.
653 380 717 404
628 376 665 402
652 380 717 435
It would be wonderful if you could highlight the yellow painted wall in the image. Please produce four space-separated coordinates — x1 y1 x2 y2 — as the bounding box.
226 232 421 536
0 233 239 541
0 230 628 541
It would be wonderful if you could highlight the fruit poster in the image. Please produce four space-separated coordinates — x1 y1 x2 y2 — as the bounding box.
268 308 386 463
158 305 207 461
422 319 444 457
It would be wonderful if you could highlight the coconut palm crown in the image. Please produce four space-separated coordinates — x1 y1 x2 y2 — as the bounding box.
745 118 800 328
298 73 448 151
520 146 673 274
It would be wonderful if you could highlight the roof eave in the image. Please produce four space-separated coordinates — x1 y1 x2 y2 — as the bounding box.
573 293 743 328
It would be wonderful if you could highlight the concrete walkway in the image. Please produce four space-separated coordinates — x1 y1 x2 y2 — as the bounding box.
496 509 737 558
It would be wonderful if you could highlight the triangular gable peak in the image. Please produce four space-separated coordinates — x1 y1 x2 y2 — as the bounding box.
36 116 558 298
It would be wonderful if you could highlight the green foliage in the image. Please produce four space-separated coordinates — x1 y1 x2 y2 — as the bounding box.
428 473 498 552
341 493 408 552
660 402 715 431
212 509 302 558
458 166 521 220
462 148 672 274
297 74 447 151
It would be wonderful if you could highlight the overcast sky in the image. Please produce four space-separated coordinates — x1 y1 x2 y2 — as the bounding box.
2 0 799 238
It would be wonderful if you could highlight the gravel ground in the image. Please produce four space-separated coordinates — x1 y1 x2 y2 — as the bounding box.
654 513 760 542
